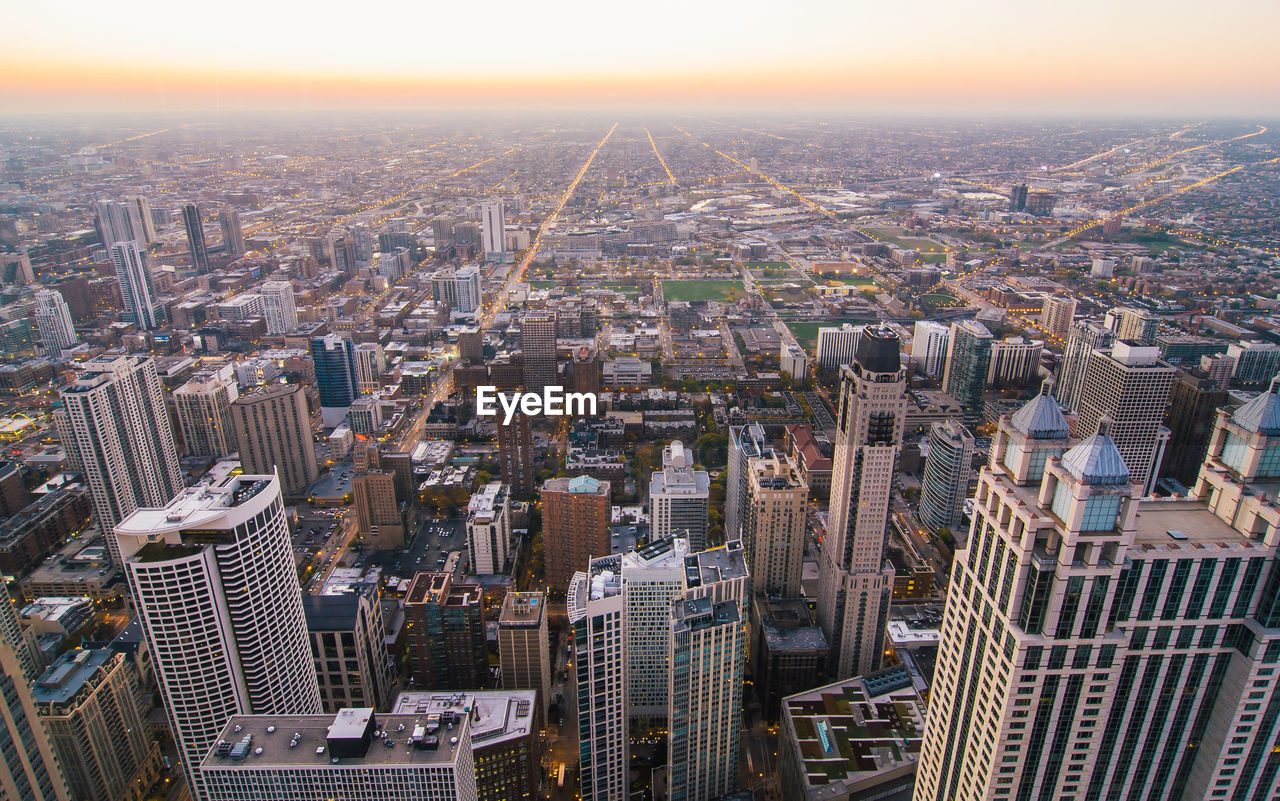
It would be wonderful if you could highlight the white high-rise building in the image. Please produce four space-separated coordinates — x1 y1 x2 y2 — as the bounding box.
648 441 710 550
259 281 297 334
60 356 183 563
622 538 692 721
174 367 240 459
918 418 976 531
109 241 160 330
726 424 768 542
94 200 146 247
454 265 482 314
466 482 510 575
1039 294 1077 337
1104 305 1159 344
117 466 321 800
353 342 387 394
743 452 808 597
815 323 862 371
568 558 628 801
1077 342 1176 495
129 195 157 244
817 327 907 679
33 289 77 359
987 337 1044 386
916 380 1280 801
911 320 950 377
481 200 507 258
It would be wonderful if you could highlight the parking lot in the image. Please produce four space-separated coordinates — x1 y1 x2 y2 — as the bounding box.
365 515 468 581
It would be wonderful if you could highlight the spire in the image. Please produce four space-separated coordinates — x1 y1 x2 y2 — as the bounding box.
1009 376 1070 440
1061 415 1130 485
1231 374 1280 436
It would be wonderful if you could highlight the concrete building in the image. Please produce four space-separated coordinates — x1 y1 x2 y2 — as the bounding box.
567 556 627 801
911 320 949 377
466 482 511 575
481 200 506 258
218 208 245 258
542 476 611 592
230 384 319 498
726 423 769 543
987 337 1043 387
354 342 387 394
918 419 976 532
1227 340 1280 387
648 441 710 550
520 311 557 393
116 468 321 798
455 265 482 314
174 367 239 459
1039 295 1076 338
303 568 394 713
942 319 993 428
496 592 550 716
781 342 809 382
497 410 535 497
1057 320 1114 412
752 597 828 721
404 572 487 690
0 634 69 800
32 648 162 801
353 471 404 548
1160 369 1232 489
33 290 77 360
60 356 183 564
182 202 211 273
109 241 160 330
818 327 907 679
1104 305 1159 344
259 281 297 334
816 324 862 372
743 451 808 597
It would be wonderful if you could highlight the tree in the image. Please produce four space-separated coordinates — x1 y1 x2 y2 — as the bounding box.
695 432 728 468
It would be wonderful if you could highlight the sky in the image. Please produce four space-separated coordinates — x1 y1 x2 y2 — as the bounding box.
3 0 1279 115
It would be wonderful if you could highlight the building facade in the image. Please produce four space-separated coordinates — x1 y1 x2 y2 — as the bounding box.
542 476 611 592
230 384 319 498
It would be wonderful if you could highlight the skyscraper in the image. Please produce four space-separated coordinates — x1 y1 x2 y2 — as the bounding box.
481 200 506 258
497 410 535 497
230 384 319 498
543 476 611 592
353 342 386 394
404 572 487 690
911 320 950 377
303 568 394 713
0 635 69 800
218 208 245 258
1057 319 1114 412
454 265 482 313
743 451 808 597
352 471 403 548
986 337 1043 387
917 382 1280 801
431 214 455 250
817 327 907 679
1104 305 1159 344
918 418 976 531
32 289 77 359
59 356 183 564
116 468 321 798
466 481 510 575
942 319 993 428
1226 340 1280 387
182 203 211 273
310 334 360 427
567 557 627 801
109 241 160 330
1160 368 1231 489
174 367 239 459
648 441 710 550
726 423 768 543
497 592 550 716
1077 342 1176 495
520 311 557 392
93 199 146 247
259 281 297 334
129 195 156 244
815 323 862 372
1039 294 1077 338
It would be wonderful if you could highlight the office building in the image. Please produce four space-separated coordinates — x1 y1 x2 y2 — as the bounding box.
33 289 77 360
519 311 557 392
174 368 240 459
496 592 550 715
431 268 458 306
1039 295 1076 338
919 419 976 531
543 476 611 592
942 320 993 428
109 240 160 330
116 469 321 798
259 281 297 334
1057 320 1115 412
911 320 949 377
182 203 211 273
303 569 394 713
404 572 487 690
93 199 146 247
311 334 360 427
481 200 506 258
779 669 924 801
667 597 745 801
352 471 403 548
129 195 156 244
60 356 183 564
466 482 511 575
354 342 387 394
743 451 808 597
567 557 627 801
199 705 476 801
752 597 827 721
33 648 162 801
218 208 245 258
1160 369 1232 489
432 214 456 249
818 327 907 679
455 265 482 314
916 380 1280 801
497 410 535 497
987 337 1043 387
230 384 318 498
1104 305 1159 344
1227 340 1280 387
0 461 30 521
1077 342 1176 495
816 323 862 372
726 423 768 543
648 440 710 550
1009 183 1028 212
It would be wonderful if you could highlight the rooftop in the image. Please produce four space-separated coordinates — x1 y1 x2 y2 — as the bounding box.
115 464 274 541
1131 499 1253 549
395 690 537 750
32 648 115 707
685 539 749 590
497 592 545 626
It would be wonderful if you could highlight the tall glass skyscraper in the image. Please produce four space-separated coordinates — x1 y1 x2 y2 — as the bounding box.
310 334 359 427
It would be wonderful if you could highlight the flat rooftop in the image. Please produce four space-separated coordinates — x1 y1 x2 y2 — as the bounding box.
1131 499 1255 549
395 690 536 750
498 592 545 626
686 539 748 589
115 465 270 537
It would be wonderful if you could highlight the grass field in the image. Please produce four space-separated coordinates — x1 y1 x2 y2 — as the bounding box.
867 227 948 255
529 280 558 288
746 261 790 269
787 322 824 352
662 280 743 302
918 293 962 307
820 275 878 287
